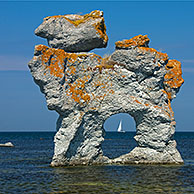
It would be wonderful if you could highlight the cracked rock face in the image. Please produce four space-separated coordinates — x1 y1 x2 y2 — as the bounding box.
28 11 184 166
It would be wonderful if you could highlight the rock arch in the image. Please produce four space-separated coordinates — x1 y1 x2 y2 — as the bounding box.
28 10 184 166
103 113 136 132
102 113 137 160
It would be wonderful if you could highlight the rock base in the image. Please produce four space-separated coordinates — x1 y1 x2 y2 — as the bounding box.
112 147 183 165
50 146 183 167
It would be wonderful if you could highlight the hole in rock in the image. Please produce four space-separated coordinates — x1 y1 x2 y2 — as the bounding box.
102 113 137 159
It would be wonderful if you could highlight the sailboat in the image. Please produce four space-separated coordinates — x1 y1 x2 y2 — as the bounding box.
117 120 125 133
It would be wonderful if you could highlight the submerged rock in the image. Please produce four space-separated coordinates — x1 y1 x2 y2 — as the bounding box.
0 142 14 147
35 10 108 52
29 11 184 166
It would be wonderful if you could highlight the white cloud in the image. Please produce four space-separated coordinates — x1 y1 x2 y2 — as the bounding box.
182 68 194 73
182 59 194 63
181 60 194 73
0 55 30 71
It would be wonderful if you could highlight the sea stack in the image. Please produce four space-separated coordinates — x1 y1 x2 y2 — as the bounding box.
28 10 184 166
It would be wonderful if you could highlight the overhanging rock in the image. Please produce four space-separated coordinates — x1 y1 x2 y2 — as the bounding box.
35 10 108 52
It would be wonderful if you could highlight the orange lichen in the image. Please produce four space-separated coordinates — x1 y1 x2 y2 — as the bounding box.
44 10 103 26
109 89 115 94
35 45 66 78
154 105 161 109
161 89 174 118
138 47 169 62
130 94 173 119
115 35 168 63
35 45 91 79
164 60 184 99
135 99 141 104
93 18 108 43
44 10 108 43
35 45 93 104
130 96 142 105
68 66 76 75
35 45 118 106
115 35 149 48
66 76 91 104
167 99 174 117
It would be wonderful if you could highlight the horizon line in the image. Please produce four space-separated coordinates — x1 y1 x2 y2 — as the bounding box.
0 130 193 132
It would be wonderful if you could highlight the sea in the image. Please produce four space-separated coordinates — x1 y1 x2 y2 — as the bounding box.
0 132 193 194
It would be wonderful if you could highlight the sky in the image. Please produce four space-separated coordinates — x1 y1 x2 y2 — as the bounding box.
0 1 194 132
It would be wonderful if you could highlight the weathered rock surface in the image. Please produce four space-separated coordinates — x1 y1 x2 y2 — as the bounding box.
35 10 108 52
28 11 184 166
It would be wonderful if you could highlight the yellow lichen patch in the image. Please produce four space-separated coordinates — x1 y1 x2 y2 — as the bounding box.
44 10 108 48
130 96 142 105
164 60 184 99
115 35 149 48
92 80 104 87
130 94 173 119
65 53 115 105
161 89 174 118
35 45 91 78
35 45 66 78
93 18 108 43
167 98 174 118
154 105 161 109
66 75 91 104
138 47 169 62
66 66 77 75
115 35 168 63
135 99 141 104
108 89 115 94
36 45 116 106
44 10 102 27
130 96 150 107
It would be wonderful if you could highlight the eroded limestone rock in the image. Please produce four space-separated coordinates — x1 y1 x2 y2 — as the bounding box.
28 11 184 166
115 34 150 49
35 10 108 52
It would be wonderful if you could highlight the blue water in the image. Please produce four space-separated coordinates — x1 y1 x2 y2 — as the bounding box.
0 132 193 193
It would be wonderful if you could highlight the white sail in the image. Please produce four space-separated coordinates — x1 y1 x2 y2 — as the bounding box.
117 121 122 132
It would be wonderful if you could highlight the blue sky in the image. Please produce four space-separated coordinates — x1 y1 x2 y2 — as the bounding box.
0 1 194 131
